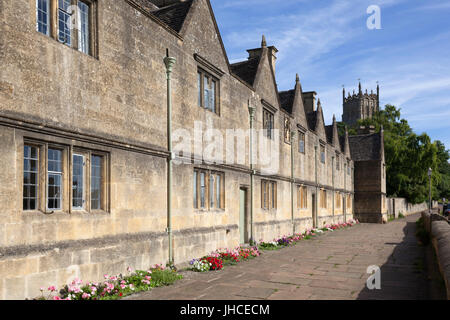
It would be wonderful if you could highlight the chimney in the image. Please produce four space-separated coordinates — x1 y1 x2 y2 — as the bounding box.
247 35 278 73
302 91 317 114
357 125 376 135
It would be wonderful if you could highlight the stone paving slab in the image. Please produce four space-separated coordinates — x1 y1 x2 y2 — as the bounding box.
125 214 446 300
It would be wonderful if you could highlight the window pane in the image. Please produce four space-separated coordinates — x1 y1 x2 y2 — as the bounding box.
48 174 62 210
58 0 72 45
216 175 221 208
200 172 205 208
72 155 84 209
271 183 275 209
204 76 210 110
211 80 216 113
193 171 197 208
197 72 202 107
210 174 214 208
91 155 102 210
47 149 62 210
24 145 39 210
36 0 50 35
78 1 90 54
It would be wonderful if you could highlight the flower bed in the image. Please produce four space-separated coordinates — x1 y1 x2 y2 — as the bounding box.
189 246 261 272
36 265 183 300
258 219 359 251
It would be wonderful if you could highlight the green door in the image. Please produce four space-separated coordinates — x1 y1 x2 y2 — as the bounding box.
239 188 246 244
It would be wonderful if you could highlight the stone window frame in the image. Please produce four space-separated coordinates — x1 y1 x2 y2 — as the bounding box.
297 185 307 209
22 139 110 215
320 144 326 164
261 180 277 210
34 0 99 58
193 168 225 211
320 189 327 209
262 108 275 140
197 68 220 115
194 54 224 116
298 130 306 154
336 191 341 208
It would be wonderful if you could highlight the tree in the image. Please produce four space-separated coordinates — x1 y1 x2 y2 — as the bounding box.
348 105 448 204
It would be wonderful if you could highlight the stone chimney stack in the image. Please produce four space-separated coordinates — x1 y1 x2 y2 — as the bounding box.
357 125 376 135
247 35 278 73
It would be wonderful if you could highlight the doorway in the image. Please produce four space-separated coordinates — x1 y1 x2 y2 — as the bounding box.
312 193 317 228
239 187 248 244
343 195 347 222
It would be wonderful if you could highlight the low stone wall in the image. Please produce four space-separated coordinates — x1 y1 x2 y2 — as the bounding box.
388 198 438 218
0 226 238 300
421 211 450 299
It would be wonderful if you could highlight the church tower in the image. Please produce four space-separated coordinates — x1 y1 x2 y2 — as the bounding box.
342 82 379 126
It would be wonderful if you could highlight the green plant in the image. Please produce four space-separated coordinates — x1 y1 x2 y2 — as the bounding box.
398 212 405 219
415 217 430 245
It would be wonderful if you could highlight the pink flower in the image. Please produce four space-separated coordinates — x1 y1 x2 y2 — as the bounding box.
127 266 133 273
53 296 61 300
82 293 90 299
48 286 56 292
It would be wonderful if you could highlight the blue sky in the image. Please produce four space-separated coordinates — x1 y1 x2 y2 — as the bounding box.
210 0 450 149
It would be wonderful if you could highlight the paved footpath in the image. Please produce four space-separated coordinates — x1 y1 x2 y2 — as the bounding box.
127 213 445 300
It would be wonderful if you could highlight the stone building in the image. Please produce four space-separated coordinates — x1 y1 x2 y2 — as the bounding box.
0 0 383 300
349 126 387 223
342 82 380 126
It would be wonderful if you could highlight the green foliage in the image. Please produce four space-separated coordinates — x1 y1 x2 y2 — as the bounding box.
348 105 449 204
415 217 430 246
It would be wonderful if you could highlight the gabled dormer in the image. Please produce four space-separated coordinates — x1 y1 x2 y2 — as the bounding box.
279 74 309 132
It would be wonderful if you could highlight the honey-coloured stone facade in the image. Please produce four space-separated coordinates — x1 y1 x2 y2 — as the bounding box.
0 0 384 300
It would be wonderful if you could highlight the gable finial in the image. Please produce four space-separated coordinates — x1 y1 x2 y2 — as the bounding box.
261 35 267 48
296 73 300 83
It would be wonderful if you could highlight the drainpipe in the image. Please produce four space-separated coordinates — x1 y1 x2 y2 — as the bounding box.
164 49 176 265
290 130 296 235
332 156 335 218
314 145 318 228
248 101 256 244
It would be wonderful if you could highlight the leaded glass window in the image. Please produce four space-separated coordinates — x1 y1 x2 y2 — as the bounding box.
58 0 72 45
72 154 84 209
48 149 62 210
24 145 39 210
36 0 50 35
78 1 90 54
91 155 102 210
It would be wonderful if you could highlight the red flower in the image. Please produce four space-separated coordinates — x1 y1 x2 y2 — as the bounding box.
119 293 123 297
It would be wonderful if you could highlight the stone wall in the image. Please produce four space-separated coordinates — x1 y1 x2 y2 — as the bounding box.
388 198 439 218
421 211 450 299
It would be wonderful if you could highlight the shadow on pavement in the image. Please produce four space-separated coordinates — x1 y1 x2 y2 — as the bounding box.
356 219 446 300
